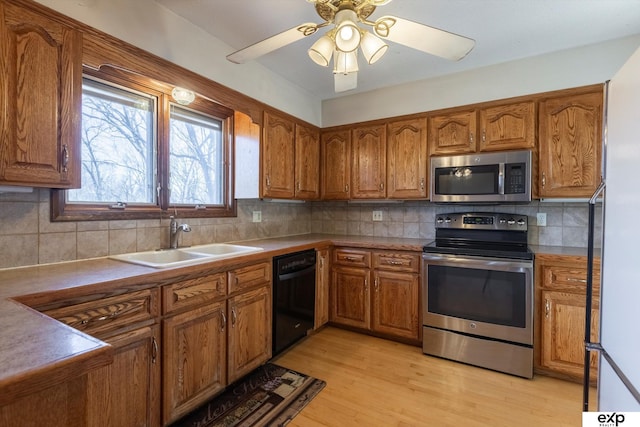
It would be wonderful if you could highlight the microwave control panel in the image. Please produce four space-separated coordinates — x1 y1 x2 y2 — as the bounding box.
504 163 526 194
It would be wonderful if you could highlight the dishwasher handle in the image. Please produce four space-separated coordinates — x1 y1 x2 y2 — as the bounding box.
278 264 316 281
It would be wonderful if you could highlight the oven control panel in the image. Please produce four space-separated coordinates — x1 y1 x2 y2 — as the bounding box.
436 212 528 230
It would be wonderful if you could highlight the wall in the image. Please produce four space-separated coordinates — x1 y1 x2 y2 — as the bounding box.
310 200 602 249
0 190 311 269
322 35 640 127
34 0 323 126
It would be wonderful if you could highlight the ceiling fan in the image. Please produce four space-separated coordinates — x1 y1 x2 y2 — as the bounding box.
226 0 476 92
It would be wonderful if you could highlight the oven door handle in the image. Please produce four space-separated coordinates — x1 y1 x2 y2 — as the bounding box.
422 253 532 271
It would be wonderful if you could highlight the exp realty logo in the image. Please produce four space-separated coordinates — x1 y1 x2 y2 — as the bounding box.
583 412 640 427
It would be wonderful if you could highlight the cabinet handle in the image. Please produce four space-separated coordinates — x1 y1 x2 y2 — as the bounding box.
545 299 550 319
320 257 324 268
62 144 69 172
151 337 158 364
221 311 227 331
80 309 122 325
296 181 301 191
379 183 384 191
344 256 357 262
420 178 425 191
481 129 486 143
344 184 349 193
567 277 587 283
266 175 271 188
364 279 368 291
469 132 474 144
231 308 237 327
541 172 546 188
386 260 403 265
374 277 379 292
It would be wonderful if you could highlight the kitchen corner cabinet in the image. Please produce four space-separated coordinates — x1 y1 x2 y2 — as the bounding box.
262 111 295 198
536 254 601 383
294 124 320 199
0 1 81 188
538 89 603 198
386 117 428 199
351 124 387 199
42 288 161 427
330 248 420 341
321 129 351 199
315 247 330 329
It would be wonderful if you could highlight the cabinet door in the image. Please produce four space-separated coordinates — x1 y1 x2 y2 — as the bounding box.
330 266 370 329
162 301 227 424
295 124 320 200
541 290 599 382
321 129 351 199
0 2 81 188
428 109 477 155
479 101 535 151
315 248 330 329
386 117 428 199
372 271 419 340
538 90 603 198
262 111 295 198
87 325 160 427
351 124 386 199
228 286 271 383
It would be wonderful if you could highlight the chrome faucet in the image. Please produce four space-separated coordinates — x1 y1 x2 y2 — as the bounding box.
169 216 191 249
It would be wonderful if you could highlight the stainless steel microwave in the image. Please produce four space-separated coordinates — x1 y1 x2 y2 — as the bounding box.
430 150 531 203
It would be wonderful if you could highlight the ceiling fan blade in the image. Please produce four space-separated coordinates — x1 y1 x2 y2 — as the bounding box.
334 72 358 92
376 16 475 61
227 22 318 64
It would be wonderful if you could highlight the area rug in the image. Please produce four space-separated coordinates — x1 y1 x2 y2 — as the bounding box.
170 363 326 427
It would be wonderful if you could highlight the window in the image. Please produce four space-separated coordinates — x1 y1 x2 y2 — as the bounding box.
52 68 235 221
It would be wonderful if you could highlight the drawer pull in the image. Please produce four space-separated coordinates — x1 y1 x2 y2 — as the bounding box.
80 309 123 325
386 260 403 265
567 277 587 283
344 256 357 262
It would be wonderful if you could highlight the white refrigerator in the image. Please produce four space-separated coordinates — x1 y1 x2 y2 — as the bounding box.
595 44 640 410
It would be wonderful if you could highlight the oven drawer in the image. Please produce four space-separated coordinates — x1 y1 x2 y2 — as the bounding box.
373 251 419 273
333 248 371 268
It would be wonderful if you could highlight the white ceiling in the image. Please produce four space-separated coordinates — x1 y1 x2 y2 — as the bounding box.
155 0 640 100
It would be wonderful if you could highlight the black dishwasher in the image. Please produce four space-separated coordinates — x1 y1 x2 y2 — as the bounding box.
272 249 316 355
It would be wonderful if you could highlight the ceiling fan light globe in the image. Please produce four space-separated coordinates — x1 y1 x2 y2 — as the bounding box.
308 35 334 66
361 31 388 64
334 9 361 52
333 50 359 74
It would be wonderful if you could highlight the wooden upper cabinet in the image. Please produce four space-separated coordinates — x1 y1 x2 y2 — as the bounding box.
479 101 536 151
538 90 603 198
0 2 82 188
262 111 295 198
351 124 386 199
294 124 320 199
321 129 351 200
428 109 477 155
386 117 428 199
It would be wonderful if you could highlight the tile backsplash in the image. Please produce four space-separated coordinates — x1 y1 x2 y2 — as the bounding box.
0 189 601 269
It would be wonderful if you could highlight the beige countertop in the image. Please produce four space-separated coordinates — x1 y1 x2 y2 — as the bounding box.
0 233 590 404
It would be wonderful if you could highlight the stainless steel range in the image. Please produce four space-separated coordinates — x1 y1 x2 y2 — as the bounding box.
422 212 534 378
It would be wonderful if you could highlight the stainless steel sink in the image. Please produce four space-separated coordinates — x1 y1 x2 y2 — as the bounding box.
109 243 263 268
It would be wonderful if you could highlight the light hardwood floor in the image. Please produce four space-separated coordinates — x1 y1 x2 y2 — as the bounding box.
273 327 594 427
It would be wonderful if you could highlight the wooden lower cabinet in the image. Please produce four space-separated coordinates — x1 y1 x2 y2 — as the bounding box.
162 301 227 424
536 254 600 383
314 247 330 329
330 248 420 341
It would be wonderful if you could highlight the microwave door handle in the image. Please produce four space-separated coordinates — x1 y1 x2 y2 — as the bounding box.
498 163 505 195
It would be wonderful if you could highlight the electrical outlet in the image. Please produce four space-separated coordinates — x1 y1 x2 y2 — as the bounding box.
252 211 262 223
372 210 383 221
536 212 547 227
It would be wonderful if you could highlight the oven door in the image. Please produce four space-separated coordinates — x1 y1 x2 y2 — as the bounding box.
422 253 533 345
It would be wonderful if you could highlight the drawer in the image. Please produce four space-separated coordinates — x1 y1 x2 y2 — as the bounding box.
333 248 371 268
45 288 159 338
228 261 271 294
163 272 227 314
541 264 601 293
373 251 420 273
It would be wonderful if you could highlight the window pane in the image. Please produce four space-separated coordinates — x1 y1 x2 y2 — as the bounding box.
68 78 156 204
169 105 224 206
